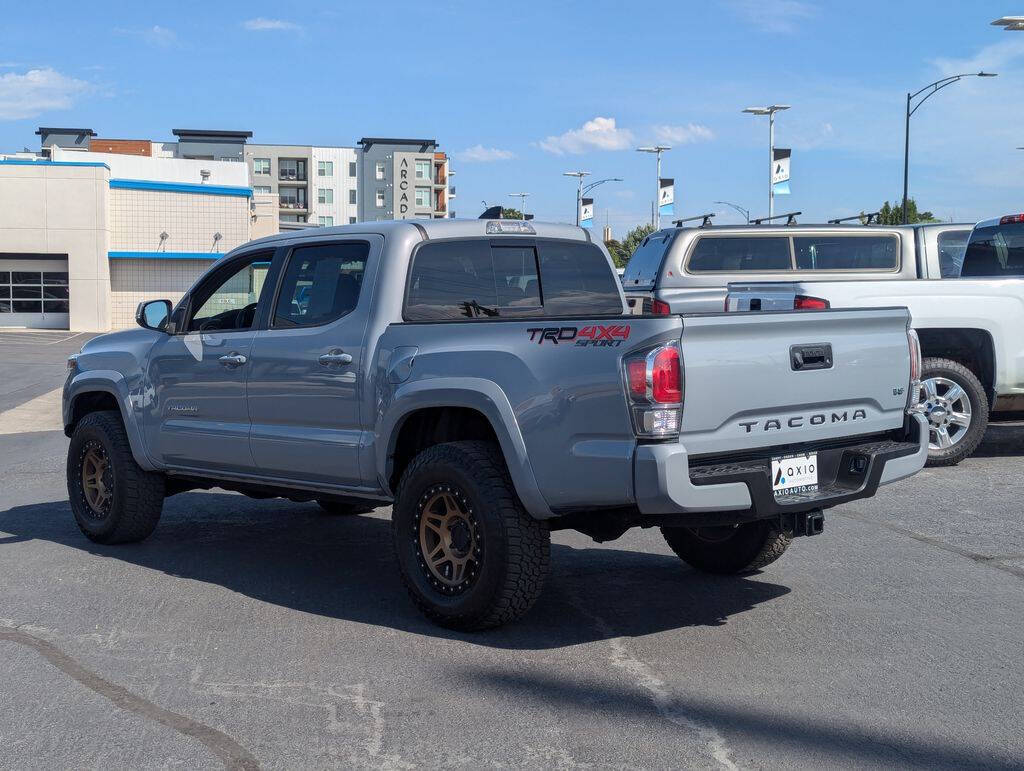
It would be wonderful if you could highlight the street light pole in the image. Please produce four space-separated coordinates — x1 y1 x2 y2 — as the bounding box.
508 192 530 219
902 71 996 224
742 105 790 220
563 171 590 225
714 200 750 224
636 146 671 229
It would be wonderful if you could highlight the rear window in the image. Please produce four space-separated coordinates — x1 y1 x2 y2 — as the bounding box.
961 223 1024 277
622 232 672 286
405 239 620 320
937 229 970 278
794 235 898 270
687 236 791 272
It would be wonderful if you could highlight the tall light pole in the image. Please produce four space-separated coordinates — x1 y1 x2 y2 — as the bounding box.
902 72 996 224
742 105 789 220
992 16 1024 30
714 200 751 224
562 171 590 226
507 192 530 219
636 145 671 229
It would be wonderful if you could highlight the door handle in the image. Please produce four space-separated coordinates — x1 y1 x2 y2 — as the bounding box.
218 352 248 367
319 350 353 367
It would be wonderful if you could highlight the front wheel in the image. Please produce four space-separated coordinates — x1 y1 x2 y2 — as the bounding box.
661 520 791 574
391 441 550 630
67 410 165 544
919 357 988 467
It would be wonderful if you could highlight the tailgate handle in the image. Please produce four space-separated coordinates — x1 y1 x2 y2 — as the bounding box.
791 343 833 371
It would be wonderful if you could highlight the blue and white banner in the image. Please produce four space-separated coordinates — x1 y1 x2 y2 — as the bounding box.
658 178 674 216
580 197 594 228
772 148 791 195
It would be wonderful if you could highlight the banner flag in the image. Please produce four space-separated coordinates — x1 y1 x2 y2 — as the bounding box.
772 148 791 195
658 178 675 216
580 197 594 227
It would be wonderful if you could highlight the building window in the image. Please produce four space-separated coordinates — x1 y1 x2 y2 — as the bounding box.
415 160 431 180
349 216 357 224
318 188 334 204
415 187 431 208
279 159 306 181
349 161 357 177
317 160 333 176
375 161 386 180
253 185 272 195
253 158 271 175
280 187 307 209
318 216 334 227
375 189 385 208
348 189 357 204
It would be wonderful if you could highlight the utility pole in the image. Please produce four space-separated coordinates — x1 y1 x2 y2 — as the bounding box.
636 145 671 229
742 105 790 220
562 171 590 226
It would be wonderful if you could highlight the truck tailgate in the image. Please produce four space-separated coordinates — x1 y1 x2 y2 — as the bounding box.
679 308 912 456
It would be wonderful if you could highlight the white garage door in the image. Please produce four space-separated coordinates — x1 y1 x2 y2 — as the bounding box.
0 258 70 329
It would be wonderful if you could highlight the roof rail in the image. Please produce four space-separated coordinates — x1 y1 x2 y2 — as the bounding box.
750 211 801 226
672 213 716 228
827 212 881 225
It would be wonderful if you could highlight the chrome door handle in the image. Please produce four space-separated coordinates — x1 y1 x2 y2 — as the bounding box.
218 353 247 367
318 351 353 367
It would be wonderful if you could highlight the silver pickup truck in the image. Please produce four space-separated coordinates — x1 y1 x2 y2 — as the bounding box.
63 219 927 629
726 214 1024 466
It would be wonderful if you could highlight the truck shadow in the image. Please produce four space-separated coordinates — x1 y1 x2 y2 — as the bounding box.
972 421 1024 458
0 493 789 650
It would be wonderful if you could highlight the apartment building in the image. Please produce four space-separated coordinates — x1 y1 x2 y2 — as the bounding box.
355 138 455 221
244 144 358 227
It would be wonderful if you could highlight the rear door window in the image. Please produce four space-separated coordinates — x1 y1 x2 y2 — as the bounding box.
961 223 1024 277
687 236 792 272
622 232 672 286
794 235 899 270
538 241 622 315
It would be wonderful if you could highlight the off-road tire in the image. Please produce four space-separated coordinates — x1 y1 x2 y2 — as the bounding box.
660 520 792 574
392 440 550 630
67 410 165 544
921 357 989 467
316 498 373 516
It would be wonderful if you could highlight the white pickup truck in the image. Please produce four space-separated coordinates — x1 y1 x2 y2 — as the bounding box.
726 215 1024 466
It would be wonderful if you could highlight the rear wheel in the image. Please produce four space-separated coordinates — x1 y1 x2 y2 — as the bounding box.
67 410 165 544
919 357 988 467
660 520 791 574
391 441 550 630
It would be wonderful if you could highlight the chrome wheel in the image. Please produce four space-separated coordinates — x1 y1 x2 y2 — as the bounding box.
415 484 482 595
920 376 972 451
80 441 113 518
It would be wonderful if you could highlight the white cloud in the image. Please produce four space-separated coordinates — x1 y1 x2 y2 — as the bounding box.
539 117 634 155
652 123 715 144
114 25 178 47
0 68 93 121
456 144 516 162
724 0 817 34
243 18 301 31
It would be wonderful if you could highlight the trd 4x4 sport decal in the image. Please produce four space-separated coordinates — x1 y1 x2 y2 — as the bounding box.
526 325 631 347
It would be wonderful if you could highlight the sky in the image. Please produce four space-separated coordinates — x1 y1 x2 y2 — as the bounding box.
0 0 1021 238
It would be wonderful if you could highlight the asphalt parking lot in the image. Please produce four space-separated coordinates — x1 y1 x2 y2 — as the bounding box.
1 330 1022 770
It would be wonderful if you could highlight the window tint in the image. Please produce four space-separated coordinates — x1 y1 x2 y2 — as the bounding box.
794 235 898 270
937 229 970 278
539 241 622 315
961 223 1024 277
622 233 672 286
189 255 273 332
273 242 368 328
687 237 791 272
493 246 541 308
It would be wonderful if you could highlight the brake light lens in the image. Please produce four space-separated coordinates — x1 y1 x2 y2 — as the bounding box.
622 342 683 438
651 299 671 315
999 214 1024 225
794 295 829 310
907 327 922 411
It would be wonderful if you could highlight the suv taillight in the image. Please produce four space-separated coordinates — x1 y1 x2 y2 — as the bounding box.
623 342 682 438
794 295 829 310
651 299 671 315
907 327 922 410
999 214 1024 225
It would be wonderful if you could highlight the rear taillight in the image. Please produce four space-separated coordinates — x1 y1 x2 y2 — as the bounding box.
907 327 922 410
651 299 671 315
622 342 683 438
999 214 1024 225
794 295 829 310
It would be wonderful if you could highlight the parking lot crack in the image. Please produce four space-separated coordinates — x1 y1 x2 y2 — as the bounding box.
0 625 260 770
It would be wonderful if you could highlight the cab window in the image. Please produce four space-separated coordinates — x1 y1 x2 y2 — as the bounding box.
687 236 792 272
187 253 273 332
273 242 369 328
794 235 899 270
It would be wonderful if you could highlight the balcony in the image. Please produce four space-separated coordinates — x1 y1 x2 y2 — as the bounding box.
449 186 456 198
279 200 307 211
278 170 307 183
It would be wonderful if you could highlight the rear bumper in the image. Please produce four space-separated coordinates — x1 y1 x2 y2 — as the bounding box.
634 413 928 523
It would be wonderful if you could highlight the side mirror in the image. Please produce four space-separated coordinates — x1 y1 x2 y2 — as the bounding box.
136 300 172 331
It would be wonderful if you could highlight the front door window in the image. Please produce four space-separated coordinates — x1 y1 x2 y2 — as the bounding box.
188 256 272 332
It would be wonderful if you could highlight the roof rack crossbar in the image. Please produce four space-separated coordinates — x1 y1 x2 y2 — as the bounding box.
827 212 882 225
750 211 802 226
672 213 716 228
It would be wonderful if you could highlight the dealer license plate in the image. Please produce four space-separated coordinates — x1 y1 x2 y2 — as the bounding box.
771 452 818 497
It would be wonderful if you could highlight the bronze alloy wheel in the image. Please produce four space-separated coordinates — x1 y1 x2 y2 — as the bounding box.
80 440 113 518
414 484 483 595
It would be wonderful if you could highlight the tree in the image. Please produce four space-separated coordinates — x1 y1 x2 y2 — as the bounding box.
878 199 937 225
501 207 523 219
604 239 628 268
621 223 656 262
